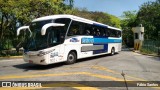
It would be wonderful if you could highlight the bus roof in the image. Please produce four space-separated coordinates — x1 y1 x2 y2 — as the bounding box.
32 14 121 31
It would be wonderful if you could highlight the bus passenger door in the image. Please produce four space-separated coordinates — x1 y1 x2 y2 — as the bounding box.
58 33 66 62
49 32 65 63
49 45 64 63
58 44 65 61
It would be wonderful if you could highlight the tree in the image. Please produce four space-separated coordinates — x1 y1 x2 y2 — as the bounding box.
0 0 74 50
121 11 137 47
136 0 160 40
72 8 121 28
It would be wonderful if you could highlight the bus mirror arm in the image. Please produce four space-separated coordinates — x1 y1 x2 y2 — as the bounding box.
41 23 65 35
17 26 32 37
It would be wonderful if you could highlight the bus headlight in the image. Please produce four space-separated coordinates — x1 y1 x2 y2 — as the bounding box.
37 51 45 56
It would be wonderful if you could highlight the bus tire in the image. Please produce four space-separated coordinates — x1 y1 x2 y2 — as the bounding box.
66 52 77 64
110 47 115 55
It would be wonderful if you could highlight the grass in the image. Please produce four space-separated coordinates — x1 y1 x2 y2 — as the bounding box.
140 48 159 57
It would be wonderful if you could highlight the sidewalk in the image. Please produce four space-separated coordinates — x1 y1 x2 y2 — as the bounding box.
122 47 159 57
133 50 160 57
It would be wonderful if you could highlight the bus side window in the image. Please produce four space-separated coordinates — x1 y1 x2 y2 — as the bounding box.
96 28 100 36
116 30 119 38
118 31 121 37
85 29 91 35
110 29 115 37
93 26 106 37
84 24 92 35
68 22 78 36
92 26 101 36
55 18 71 35
100 27 106 37
92 27 97 36
105 28 108 37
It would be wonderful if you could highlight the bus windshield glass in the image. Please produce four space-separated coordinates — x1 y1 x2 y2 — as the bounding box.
23 18 71 51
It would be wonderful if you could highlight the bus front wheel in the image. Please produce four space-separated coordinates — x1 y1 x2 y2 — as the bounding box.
66 52 77 64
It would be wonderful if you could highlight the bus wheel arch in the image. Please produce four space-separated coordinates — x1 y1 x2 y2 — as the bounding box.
66 50 77 64
110 47 115 55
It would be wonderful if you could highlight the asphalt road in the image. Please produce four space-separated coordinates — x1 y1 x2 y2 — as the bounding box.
0 49 160 90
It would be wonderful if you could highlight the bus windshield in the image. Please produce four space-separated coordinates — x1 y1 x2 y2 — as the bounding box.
23 18 71 51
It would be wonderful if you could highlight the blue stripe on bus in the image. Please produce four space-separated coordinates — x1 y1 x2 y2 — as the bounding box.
94 38 122 44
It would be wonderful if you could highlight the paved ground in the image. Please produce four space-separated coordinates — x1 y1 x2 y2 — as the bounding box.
0 49 160 90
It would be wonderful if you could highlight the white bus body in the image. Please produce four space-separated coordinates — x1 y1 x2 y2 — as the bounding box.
17 15 122 65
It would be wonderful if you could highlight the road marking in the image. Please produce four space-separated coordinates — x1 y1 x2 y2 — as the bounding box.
92 65 146 81
0 72 125 81
92 65 160 90
0 71 159 89
0 64 154 81
92 65 116 73
0 65 146 81
83 72 125 81
43 82 100 90
0 72 84 80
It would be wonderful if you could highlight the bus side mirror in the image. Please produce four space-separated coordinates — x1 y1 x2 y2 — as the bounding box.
41 23 65 35
17 26 32 37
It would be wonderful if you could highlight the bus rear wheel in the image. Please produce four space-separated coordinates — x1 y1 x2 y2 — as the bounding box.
66 52 77 64
110 47 115 55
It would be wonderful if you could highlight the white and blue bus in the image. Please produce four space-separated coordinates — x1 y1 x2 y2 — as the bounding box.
17 15 122 65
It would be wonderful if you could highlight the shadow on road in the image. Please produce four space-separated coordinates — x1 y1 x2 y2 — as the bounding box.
13 53 118 71
77 53 112 63
13 62 65 71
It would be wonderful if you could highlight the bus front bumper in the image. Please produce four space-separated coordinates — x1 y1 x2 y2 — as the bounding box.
23 54 48 65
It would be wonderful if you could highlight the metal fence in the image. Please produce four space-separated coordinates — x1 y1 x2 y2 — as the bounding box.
141 40 160 55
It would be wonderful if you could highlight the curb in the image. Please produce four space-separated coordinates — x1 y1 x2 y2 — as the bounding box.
140 53 159 57
133 50 160 57
0 56 23 59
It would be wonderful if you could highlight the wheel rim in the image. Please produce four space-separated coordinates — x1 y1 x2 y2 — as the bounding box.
68 54 74 62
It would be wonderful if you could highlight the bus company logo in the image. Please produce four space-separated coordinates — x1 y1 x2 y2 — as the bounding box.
81 38 94 44
50 52 58 58
2 82 12 87
70 38 79 42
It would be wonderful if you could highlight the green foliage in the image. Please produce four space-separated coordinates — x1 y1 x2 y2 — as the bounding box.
140 48 155 54
140 40 160 55
136 0 160 40
0 0 121 55
0 0 74 50
109 14 121 28
121 11 137 47
121 0 160 47
72 8 121 28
